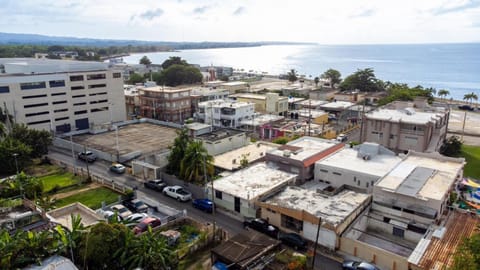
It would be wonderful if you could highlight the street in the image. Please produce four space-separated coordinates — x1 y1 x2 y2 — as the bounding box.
48 146 342 270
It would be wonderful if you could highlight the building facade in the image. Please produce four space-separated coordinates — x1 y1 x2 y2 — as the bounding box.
0 58 126 132
138 86 192 123
234 93 288 116
195 99 255 128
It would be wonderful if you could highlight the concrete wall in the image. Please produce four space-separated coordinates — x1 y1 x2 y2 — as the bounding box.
200 132 248 156
206 188 256 218
367 216 424 243
303 221 337 250
314 164 378 193
340 237 409 270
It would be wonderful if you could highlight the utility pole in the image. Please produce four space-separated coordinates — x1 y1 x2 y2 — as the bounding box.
203 154 216 243
461 110 467 141
83 145 91 181
359 99 366 142
308 99 312 136
70 133 76 173
115 126 120 162
312 216 322 269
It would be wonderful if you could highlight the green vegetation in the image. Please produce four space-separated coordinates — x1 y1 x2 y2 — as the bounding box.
0 172 43 199
461 145 480 179
463 92 478 104
272 136 290 145
377 83 435 106
54 187 120 209
287 69 298 83
449 232 480 270
39 172 81 193
340 68 382 92
320 68 342 88
179 141 214 183
139 55 152 65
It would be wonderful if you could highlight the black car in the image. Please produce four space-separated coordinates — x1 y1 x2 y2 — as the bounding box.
243 218 279 238
144 179 167 192
458 105 474 111
123 199 148 213
342 260 380 270
77 151 97 162
278 232 307 250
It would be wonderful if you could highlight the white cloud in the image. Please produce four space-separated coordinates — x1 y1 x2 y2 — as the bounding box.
0 0 479 43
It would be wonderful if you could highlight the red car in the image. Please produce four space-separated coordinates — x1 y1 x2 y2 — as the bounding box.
133 217 161 235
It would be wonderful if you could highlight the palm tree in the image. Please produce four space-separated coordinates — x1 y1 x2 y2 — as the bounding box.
287 69 298 83
471 92 478 106
437 89 450 100
463 93 472 104
166 128 191 175
180 141 214 183
314 77 320 88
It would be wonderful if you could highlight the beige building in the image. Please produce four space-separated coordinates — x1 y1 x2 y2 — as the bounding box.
0 58 126 132
361 98 449 153
234 93 288 116
138 86 192 123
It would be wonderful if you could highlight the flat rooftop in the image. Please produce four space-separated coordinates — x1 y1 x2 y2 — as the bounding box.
0 58 109 74
213 142 279 171
239 114 284 126
198 99 253 109
287 97 306 103
48 202 104 230
295 99 328 107
320 101 354 110
191 87 229 96
235 93 267 100
375 152 464 201
139 86 191 93
213 163 297 200
185 122 212 131
221 81 247 86
316 143 402 178
196 129 244 142
264 186 370 227
73 123 177 156
293 109 328 118
269 136 340 162
365 108 444 124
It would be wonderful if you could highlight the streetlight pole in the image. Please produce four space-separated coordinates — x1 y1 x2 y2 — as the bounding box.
83 145 91 181
70 133 76 174
312 216 322 269
115 126 120 162
12 153 19 174
202 154 216 243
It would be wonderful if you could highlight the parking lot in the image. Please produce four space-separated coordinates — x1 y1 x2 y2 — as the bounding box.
73 123 178 156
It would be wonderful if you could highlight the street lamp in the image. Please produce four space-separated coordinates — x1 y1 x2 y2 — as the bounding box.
12 153 19 174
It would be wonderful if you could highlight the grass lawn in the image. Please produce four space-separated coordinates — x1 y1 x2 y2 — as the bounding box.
461 145 480 179
40 172 82 192
54 187 121 210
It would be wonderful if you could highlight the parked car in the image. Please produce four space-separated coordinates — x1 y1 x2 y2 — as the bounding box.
77 151 96 162
110 204 133 220
144 179 167 192
125 213 148 224
123 199 148 213
98 210 121 222
336 133 348 142
162 186 192 202
458 104 475 111
243 218 279 238
133 217 161 235
110 163 126 174
278 232 307 250
342 260 380 270
192 198 214 213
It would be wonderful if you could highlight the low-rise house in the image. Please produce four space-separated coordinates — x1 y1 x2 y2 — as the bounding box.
314 143 402 193
185 122 212 137
195 129 248 156
196 99 255 128
124 85 140 119
259 185 371 250
221 81 248 93
309 88 336 100
234 93 288 116
47 202 104 230
294 99 328 110
190 87 230 113
266 136 344 183
281 84 313 97
320 101 355 114
238 114 284 140
207 163 297 218
360 98 449 153
288 109 329 125
213 142 279 171
334 91 364 103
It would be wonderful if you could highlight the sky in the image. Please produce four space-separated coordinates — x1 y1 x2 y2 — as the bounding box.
1 0 480 44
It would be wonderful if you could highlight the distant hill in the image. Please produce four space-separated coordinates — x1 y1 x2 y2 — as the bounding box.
0 32 315 49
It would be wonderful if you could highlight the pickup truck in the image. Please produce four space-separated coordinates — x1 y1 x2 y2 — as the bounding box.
162 186 192 202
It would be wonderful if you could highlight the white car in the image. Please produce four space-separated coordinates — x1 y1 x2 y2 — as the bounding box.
162 185 192 202
125 213 148 223
111 204 133 219
336 133 348 142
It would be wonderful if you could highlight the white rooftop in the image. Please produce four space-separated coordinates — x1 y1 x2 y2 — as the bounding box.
213 142 279 171
222 81 247 86
235 93 267 100
213 163 297 200
316 143 402 178
295 99 328 107
287 97 306 103
321 101 354 110
269 136 340 162
191 87 229 96
239 114 284 126
185 122 212 131
365 108 444 125
263 186 371 227
198 99 253 109
0 58 109 74
375 152 464 201
293 109 328 118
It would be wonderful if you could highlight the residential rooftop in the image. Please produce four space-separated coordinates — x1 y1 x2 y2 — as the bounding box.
320 101 355 110
221 81 248 86
268 136 341 162
213 163 297 200
263 186 371 227
365 108 445 125
48 202 104 230
213 142 279 171
316 143 402 178
239 114 284 126
375 152 464 201
292 109 328 118
138 86 192 93
287 97 306 103
198 99 253 109
185 122 212 131
190 87 229 96
295 99 328 107
196 128 245 142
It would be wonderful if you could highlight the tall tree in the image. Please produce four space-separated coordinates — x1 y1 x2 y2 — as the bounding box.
180 141 214 183
166 128 191 175
159 64 203 86
161 56 188 69
128 73 145 85
320 69 342 88
437 89 450 100
287 69 298 83
340 68 383 92
139 56 152 65
11 124 52 158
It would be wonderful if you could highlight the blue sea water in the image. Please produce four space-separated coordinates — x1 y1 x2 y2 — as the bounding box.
123 43 480 100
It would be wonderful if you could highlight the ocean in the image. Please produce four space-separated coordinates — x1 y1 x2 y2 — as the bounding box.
122 43 480 100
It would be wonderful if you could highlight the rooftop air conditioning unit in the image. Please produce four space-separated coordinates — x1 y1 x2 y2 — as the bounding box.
283 150 291 157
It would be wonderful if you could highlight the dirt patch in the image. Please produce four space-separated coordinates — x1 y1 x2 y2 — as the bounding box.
52 183 101 200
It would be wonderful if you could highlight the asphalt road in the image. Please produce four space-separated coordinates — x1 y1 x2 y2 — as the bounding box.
48 146 342 270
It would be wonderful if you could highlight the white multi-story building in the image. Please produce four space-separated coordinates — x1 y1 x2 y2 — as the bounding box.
0 58 126 132
195 99 254 128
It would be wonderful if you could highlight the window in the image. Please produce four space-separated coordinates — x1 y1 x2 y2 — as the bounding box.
371 180 374 186
52 100 67 105
72 94 86 98
353 176 357 182
51 92 66 96
215 190 222 200
27 119 50 125
88 84 106 89
87 73 106 80
54 108 68 113
113 72 121 78
70 75 84 81
357 180 361 186
71 86 85 90
320 169 328 173
89 92 107 96
55 116 69 121
333 172 342 176
0 86 9 93
22 94 48 99
20 82 46 90
24 103 48 108
91 107 108 112
74 102 87 106
366 182 369 188
25 111 49 117
383 217 391 223
90 99 108 104
281 214 303 232
49 80 65 88
74 110 87 115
